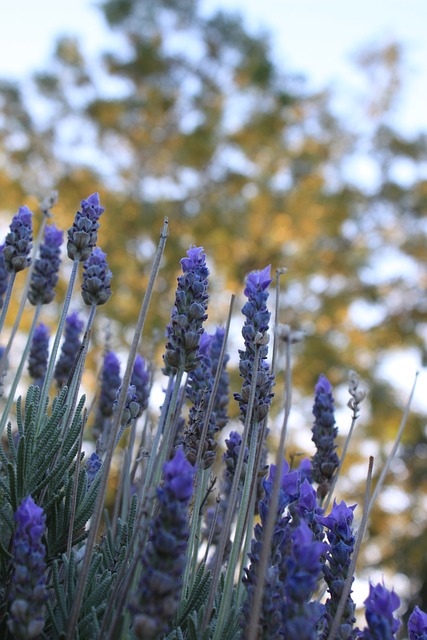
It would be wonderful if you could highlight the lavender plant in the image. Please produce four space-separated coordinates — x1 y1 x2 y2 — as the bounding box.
0 192 425 640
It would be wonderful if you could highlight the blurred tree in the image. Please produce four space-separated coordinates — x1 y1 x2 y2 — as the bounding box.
0 0 427 619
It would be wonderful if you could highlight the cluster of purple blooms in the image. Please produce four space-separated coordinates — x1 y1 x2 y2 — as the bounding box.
2 194 427 640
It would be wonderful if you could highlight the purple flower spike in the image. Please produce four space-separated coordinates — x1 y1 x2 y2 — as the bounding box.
130 447 195 639
8 496 47 639
360 581 401 639
316 499 357 639
28 223 63 305
243 264 273 297
0 243 10 308
131 354 150 416
311 373 339 500
85 452 102 490
93 351 121 453
3 205 33 273
54 311 84 388
409 605 427 639
81 247 112 306
67 192 105 261
28 323 50 387
234 265 275 428
163 245 209 374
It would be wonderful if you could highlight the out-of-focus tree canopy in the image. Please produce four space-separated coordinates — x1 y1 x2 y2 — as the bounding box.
1 0 427 617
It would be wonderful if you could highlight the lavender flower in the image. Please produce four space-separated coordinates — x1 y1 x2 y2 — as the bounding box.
408 606 427 639
130 448 195 639
359 581 401 639
7 496 47 639
163 245 209 373
210 326 230 430
67 192 105 261
316 500 357 639
183 332 218 468
84 452 102 489
130 354 150 416
27 224 63 306
28 323 50 387
0 243 10 308
311 373 339 500
242 462 301 639
3 205 33 273
93 351 121 452
283 521 328 639
54 311 84 388
81 247 112 306
234 265 275 429
114 384 140 436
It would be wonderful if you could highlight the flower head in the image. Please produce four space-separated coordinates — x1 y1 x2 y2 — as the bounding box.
3 206 33 273
234 265 275 429
131 354 150 416
93 351 121 453
316 499 357 638
408 606 427 640
311 373 339 500
130 448 195 639
81 247 112 306
54 311 84 388
0 242 10 308
84 452 102 490
28 323 50 387
361 581 401 639
8 496 47 639
28 224 63 305
67 192 104 261
163 245 209 373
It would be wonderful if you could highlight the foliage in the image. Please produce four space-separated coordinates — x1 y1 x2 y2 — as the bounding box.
0 191 424 639
0 0 427 622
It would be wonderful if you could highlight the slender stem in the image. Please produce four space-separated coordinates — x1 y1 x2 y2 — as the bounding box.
211 348 261 640
0 273 16 337
271 267 286 376
36 259 80 433
66 409 87 559
66 218 168 639
0 304 42 437
367 372 418 515
327 456 374 640
324 412 359 512
246 332 293 640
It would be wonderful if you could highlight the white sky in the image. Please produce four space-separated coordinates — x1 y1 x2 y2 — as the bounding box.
0 0 426 134
0 0 426 410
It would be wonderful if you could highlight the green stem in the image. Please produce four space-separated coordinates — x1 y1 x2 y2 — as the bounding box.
0 304 42 437
66 219 168 640
211 347 261 640
36 259 80 434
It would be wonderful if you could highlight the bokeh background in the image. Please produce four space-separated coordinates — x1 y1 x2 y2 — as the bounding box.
1 0 427 631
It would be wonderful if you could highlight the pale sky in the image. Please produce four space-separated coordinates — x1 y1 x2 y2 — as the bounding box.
0 0 426 410
0 0 426 134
